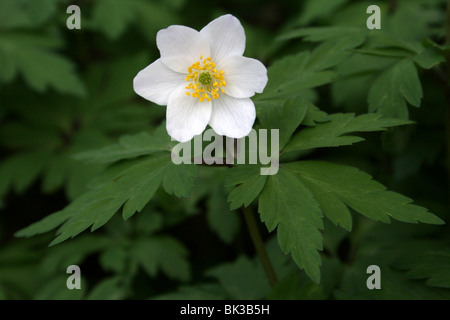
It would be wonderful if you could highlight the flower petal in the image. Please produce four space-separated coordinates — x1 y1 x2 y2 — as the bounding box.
157 25 210 73
220 55 268 99
209 94 256 138
133 59 185 106
200 14 245 65
167 85 212 142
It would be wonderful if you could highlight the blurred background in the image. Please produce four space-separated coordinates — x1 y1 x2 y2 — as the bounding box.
0 0 449 299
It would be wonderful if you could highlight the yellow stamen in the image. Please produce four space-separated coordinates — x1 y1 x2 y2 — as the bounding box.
185 55 226 102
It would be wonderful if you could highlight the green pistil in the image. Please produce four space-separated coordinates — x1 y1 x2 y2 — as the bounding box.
198 72 212 85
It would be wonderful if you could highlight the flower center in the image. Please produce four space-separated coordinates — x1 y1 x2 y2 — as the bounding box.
185 56 226 102
198 72 212 85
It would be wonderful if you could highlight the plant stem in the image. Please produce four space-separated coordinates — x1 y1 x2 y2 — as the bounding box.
243 206 278 287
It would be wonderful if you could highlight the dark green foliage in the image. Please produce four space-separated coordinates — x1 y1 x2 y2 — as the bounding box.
1 0 449 300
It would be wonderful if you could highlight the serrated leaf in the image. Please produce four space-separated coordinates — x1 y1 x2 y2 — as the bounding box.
15 210 72 239
393 247 450 289
302 180 353 231
258 168 323 283
74 132 170 164
206 256 271 299
122 162 165 220
284 113 412 153
414 46 446 69
0 152 48 195
0 34 85 96
131 236 190 282
162 162 198 198
285 161 444 225
16 156 169 245
258 97 308 149
301 103 329 126
257 52 336 101
368 59 423 119
306 34 366 71
90 0 179 41
225 166 267 210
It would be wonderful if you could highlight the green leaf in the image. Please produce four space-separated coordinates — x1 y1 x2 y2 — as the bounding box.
205 238 295 299
16 156 170 245
336 261 450 300
206 256 271 299
297 0 350 25
100 248 128 274
257 52 336 101
162 162 198 198
0 34 85 96
393 247 450 289
135 211 164 235
268 257 343 300
74 132 170 164
284 113 412 153
278 26 361 42
90 0 179 41
306 35 366 71
91 0 136 40
41 154 67 193
303 180 353 231
206 185 240 244
0 0 58 29
350 48 415 59
131 236 191 282
0 152 49 195
285 161 444 226
87 277 127 300
258 168 323 283
39 236 110 277
121 159 166 220
368 59 423 119
225 166 267 210
34 277 85 300
15 210 72 239
258 97 308 149
301 103 329 126
414 46 446 69
84 53 151 109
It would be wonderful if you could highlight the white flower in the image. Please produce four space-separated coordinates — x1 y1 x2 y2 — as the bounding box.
133 14 268 143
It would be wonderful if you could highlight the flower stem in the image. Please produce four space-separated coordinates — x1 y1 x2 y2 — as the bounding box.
243 206 278 287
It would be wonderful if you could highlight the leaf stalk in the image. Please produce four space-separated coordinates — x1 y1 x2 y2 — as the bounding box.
243 206 278 287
